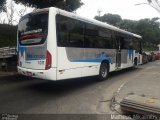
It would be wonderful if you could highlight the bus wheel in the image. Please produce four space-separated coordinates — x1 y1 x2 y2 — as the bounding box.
98 62 109 81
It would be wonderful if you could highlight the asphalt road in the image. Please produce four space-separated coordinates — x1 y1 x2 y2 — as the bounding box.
0 62 155 114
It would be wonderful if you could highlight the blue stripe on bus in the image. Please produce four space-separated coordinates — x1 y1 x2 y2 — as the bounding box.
18 45 26 58
70 58 112 63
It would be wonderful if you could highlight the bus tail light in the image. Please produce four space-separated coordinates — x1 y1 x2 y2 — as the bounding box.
45 50 52 70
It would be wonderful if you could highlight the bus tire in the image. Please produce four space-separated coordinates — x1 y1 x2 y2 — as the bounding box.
98 62 109 81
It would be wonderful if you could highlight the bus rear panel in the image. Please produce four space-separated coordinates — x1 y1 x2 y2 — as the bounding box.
17 8 57 80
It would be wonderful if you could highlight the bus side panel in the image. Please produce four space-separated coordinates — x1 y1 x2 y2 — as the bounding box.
82 48 117 76
57 47 83 80
81 48 101 77
57 47 117 80
120 49 135 68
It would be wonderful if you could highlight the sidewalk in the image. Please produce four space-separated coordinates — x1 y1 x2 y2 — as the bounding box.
115 60 160 113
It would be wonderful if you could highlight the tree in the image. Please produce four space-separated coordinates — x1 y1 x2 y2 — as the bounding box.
6 0 16 25
95 13 122 26
95 13 160 50
136 0 160 14
136 18 160 46
0 24 17 47
119 19 137 32
0 0 6 12
1 0 18 25
147 0 160 13
0 0 30 25
16 6 27 18
13 0 83 12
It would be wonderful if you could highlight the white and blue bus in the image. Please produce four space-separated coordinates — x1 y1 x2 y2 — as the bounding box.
17 7 142 81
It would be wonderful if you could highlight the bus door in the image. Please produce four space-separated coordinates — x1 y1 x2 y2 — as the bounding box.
116 36 123 68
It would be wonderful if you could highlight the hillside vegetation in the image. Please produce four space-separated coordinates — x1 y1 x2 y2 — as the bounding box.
95 14 160 51
0 24 17 47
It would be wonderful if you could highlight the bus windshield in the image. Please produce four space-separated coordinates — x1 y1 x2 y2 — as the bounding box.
18 12 48 45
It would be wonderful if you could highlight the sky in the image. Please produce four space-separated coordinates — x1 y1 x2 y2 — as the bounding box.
76 0 160 20
1 0 160 25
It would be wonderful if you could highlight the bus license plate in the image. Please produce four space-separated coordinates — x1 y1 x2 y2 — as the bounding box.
26 72 32 77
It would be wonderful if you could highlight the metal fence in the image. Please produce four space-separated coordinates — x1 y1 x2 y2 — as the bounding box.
0 47 17 59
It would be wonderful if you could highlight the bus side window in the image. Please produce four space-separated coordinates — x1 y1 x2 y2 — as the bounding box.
132 39 140 53
68 20 84 48
84 24 113 49
123 37 132 49
56 15 84 48
98 27 113 49
84 24 98 48
69 33 83 47
56 15 69 47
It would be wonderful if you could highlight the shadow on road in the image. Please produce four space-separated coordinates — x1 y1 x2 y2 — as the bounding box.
0 67 142 95
0 67 143 113
27 76 99 95
22 67 141 94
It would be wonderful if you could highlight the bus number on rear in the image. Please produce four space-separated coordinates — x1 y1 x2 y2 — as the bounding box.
38 61 44 65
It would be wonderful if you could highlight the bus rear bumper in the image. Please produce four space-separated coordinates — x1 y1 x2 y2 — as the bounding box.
17 66 57 81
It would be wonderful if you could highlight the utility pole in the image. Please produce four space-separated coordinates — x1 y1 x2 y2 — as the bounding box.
97 9 102 17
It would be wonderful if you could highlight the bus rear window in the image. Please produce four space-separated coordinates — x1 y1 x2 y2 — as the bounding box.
18 12 48 45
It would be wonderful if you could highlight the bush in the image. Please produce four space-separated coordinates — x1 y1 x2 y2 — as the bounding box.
0 24 17 47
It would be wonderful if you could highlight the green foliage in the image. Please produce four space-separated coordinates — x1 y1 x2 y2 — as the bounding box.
136 18 160 46
143 46 158 51
95 14 122 26
13 0 83 12
0 24 17 47
118 19 137 33
95 14 160 51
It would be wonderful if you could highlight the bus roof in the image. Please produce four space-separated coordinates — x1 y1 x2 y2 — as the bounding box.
25 7 142 39
54 7 142 39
